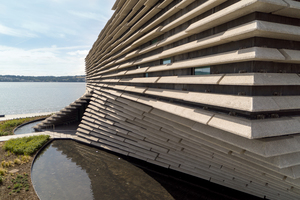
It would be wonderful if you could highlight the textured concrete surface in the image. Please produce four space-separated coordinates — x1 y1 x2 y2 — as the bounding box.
40 0 300 199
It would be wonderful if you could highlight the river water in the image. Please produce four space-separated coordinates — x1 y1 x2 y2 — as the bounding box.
0 82 86 115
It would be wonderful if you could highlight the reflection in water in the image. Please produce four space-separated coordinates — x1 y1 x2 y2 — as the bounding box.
14 120 43 135
31 140 174 200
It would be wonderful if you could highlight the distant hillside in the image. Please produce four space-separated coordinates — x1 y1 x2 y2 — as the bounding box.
0 75 86 82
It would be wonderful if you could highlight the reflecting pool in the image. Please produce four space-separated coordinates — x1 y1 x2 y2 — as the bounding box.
31 140 174 200
14 120 43 135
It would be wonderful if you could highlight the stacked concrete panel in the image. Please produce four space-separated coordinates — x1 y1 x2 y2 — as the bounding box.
48 0 300 199
34 91 92 130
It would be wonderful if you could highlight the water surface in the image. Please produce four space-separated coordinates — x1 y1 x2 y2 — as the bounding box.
31 140 174 200
14 120 43 135
0 82 86 115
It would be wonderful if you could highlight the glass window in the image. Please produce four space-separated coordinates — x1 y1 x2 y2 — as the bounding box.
144 73 148 77
151 39 158 45
194 67 210 75
162 58 171 65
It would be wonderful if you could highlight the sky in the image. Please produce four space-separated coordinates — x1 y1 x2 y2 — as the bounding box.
0 0 115 76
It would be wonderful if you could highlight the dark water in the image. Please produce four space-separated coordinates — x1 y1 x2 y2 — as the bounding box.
31 140 174 200
14 120 43 135
31 140 262 200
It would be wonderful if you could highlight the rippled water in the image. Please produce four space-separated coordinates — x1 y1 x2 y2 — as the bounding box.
0 82 86 115
31 140 174 200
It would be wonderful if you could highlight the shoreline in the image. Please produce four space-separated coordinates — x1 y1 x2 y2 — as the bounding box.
0 112 54 121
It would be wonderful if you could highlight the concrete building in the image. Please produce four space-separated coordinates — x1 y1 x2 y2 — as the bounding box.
36 0 300 199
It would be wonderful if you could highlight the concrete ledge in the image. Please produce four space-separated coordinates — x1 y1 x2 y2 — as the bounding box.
114 84 300 112
161 0 226 32
95 88 300 138
132 26 163 47
101 47 290 78
186 0 287 34
219 73 300 85
157 0 173 9
102 73 300 86
273 0 300 19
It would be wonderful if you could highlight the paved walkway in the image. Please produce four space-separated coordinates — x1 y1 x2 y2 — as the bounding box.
0 112 55 121
0 131 80 142
0 119 89 144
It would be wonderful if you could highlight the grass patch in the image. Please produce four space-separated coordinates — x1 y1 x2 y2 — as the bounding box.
3 135 50 155
21 155 31 163
1 160 15 168
0 115 50 136
0 168 6 176
1 161 9 168
9 174 29 193
14 158 21 165
0 140 40 199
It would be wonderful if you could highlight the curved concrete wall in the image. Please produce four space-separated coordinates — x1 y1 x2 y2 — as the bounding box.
44 0 300 199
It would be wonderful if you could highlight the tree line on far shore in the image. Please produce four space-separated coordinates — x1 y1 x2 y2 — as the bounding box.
0 75 85 82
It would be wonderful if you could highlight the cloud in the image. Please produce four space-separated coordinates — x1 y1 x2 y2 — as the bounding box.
68 10 109 22
30 45 90 52
21 22 50 34
0 23 37 37
67 50 89 56
20 19 78 38
0 45 87 76
0 1 115 76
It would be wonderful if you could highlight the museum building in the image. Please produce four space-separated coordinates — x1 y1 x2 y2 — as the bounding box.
36 1 300 199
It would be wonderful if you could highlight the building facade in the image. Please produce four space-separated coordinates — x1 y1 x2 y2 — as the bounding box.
37 0 300 199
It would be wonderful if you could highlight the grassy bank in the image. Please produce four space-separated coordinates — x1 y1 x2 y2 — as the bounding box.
0 115 50 136
0 135 50 199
